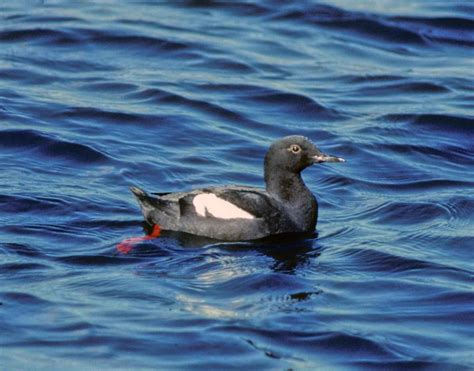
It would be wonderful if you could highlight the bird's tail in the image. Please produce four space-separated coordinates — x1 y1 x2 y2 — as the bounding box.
130 186 162 220
130 186 149 201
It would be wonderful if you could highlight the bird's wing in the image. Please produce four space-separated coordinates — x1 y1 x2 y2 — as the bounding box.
214 187 278 219
155 186 279 220
167 186 278 221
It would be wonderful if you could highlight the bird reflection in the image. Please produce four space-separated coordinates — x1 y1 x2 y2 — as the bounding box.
256 233 320 274
201 231 320 274
121 222 321 275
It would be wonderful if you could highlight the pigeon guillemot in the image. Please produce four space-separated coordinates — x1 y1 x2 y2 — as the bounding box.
131 135 345 241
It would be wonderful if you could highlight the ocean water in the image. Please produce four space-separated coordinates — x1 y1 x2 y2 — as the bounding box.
1 0 473 369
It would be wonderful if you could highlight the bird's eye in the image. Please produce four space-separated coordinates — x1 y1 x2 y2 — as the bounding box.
291 145 301 153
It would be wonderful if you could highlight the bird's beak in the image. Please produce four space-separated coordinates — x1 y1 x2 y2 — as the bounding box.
312 153 345 164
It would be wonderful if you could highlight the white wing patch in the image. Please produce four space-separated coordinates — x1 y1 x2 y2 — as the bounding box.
192 193 255 220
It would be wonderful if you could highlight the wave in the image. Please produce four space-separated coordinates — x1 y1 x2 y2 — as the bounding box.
0 262 50 275
82 28 190 52
189 83 344 119
0 129 109 163
269 3 474 47
0 242 45 258
127 87 266 128
190 57 256 73
0 68 52 85
0 28 81 45
1 291 51 305
216 325 397 361
0 194 69 213
352 81 450 95
53 106 153 125
382 113 474 131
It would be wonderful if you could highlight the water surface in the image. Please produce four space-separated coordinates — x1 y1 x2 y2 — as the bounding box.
1 0 473 369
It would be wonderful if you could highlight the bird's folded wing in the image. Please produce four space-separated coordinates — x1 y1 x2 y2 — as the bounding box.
212 188 278 219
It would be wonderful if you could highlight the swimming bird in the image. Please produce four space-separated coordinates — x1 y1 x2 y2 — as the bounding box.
131 135 345 241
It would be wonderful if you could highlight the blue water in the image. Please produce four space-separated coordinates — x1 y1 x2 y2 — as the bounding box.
1 0 473 369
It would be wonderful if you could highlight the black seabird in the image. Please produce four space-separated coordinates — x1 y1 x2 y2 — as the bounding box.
131 135 345 241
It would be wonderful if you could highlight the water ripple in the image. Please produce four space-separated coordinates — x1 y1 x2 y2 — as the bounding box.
1 0 473 369
0 129 109 163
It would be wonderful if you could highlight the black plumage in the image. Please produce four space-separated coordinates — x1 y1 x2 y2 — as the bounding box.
131 135 344 241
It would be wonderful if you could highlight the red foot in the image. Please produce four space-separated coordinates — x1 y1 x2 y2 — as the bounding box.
148 224 161 237
117 224 161 254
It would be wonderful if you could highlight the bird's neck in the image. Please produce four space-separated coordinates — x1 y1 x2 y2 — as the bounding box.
265 169 317 231
265 170 308 203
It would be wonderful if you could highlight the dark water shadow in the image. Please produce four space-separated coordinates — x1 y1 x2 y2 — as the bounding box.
132 222 321 274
